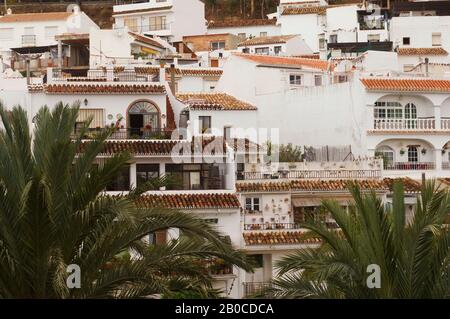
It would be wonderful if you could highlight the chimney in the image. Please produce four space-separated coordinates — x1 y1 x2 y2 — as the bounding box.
6 8 12 15
425 57 429 77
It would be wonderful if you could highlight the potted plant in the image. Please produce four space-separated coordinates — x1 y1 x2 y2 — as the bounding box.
421 148 427 155
400 148 406 156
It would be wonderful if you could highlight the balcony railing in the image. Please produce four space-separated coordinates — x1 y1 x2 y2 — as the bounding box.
72 128 173 140
244 223 302 231
22 35 36 47
239 169 381 180
441 119 450 130
385 162 435 170
53 69 157 82
243 282 272 298
373 119 436 131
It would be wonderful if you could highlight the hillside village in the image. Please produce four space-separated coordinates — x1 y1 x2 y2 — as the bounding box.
0 0 450 299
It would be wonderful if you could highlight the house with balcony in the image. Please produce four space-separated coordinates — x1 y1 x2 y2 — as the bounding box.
113 0 206 43
237 35 313 57
362 77 450 178
235 172 421 297
0 8 98 75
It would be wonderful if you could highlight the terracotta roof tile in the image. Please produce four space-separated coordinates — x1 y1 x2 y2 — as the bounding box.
238 35 297 46
208 18 277 28
243 231 322 245
234 53 331 71
0 12 72 23
360 78 450 93
397 47 448 56
236 178 421 193
176 92 257 110
282 6 327 15
44 83 166 94
136 193 240 209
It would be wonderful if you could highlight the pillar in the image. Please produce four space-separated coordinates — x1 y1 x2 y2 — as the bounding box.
434 105 441 129
159 163 166 190
129 162 137 190
262 254 273 282
435 148 442 171
57 40 62 68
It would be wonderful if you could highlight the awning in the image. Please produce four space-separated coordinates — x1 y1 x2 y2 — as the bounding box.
11 45 56 54
292 197 353 207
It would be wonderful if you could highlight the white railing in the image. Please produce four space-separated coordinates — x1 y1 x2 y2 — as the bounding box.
373 119 435 130
441 119 450 130
385 162 435 170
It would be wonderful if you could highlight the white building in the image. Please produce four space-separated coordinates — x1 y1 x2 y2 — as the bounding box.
237 35 313 57
113 0 206 43
0 8 98 71
207 19 281 40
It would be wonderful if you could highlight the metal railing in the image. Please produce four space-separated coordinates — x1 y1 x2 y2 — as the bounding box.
243 282 272 298
240 169 381 180
385 162 435 170
244 223 302 231
72 128 173 140
22 35 36 47
373 119 436 130
52 69 157 82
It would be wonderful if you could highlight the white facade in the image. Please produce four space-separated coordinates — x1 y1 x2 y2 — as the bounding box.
113 0 206 42
207 24 281 40
238 36 313 56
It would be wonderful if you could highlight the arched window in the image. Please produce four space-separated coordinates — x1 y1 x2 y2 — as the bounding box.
128 101 159 115
375 145 394 169
405 103 417 129
128 101 160 138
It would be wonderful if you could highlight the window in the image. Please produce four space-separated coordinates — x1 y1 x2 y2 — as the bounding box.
329 34 337 44
408 146 418 163
106 165 130 191
44 26 58 39
290 74 302 86
374 101 403 120
260 32 267 37
255 47 269 55
238 33 246 39
314 75 323 86
136 164 159 187
124 18 138 32
319 38 326 50
404 103 417 129
367 34 380 42
403 37 410 45
224 126 232 140
149 16 167 31
274 46 282 55
375 146 394 169
199 116 211 134
210 41 225 51
76 109 105 129
0 28 13 40
245 197 260 212
242 48 250 53
432 33 441 46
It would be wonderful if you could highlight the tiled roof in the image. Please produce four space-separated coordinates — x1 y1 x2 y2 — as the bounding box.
360 78 450 93
43 83 166 94
282 6 327 15
136 193 240 209
78 138 229 156
243 231 322 245
28 85 44 93
128 32 165 49
0 12 72 23
238 35 297 46
208 18 277 28
397 47 448 56
176 92 257 111
134 66 223 77
236 178 421 193
234 53 331 71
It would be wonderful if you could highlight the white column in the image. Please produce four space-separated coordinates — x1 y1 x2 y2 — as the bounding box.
434 105 441 129
129 163 137 190
262 254 273 282
159 163 166 190
225 146 236 190
435 148 442 171
57 40 62 68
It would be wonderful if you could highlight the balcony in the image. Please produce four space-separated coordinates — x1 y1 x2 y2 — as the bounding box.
239 169 381 180
52 69 158 83
385 162 435 170
373 119 436 131
22 35 36 47
72 128 173 140
244 223 302 231
243 282 272 298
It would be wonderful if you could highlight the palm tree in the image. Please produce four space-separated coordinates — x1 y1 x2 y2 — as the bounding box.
270 181 450 298
0 102 252 298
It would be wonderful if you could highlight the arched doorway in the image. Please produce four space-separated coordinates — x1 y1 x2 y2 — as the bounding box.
128 100 160 138
375 145 394 169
